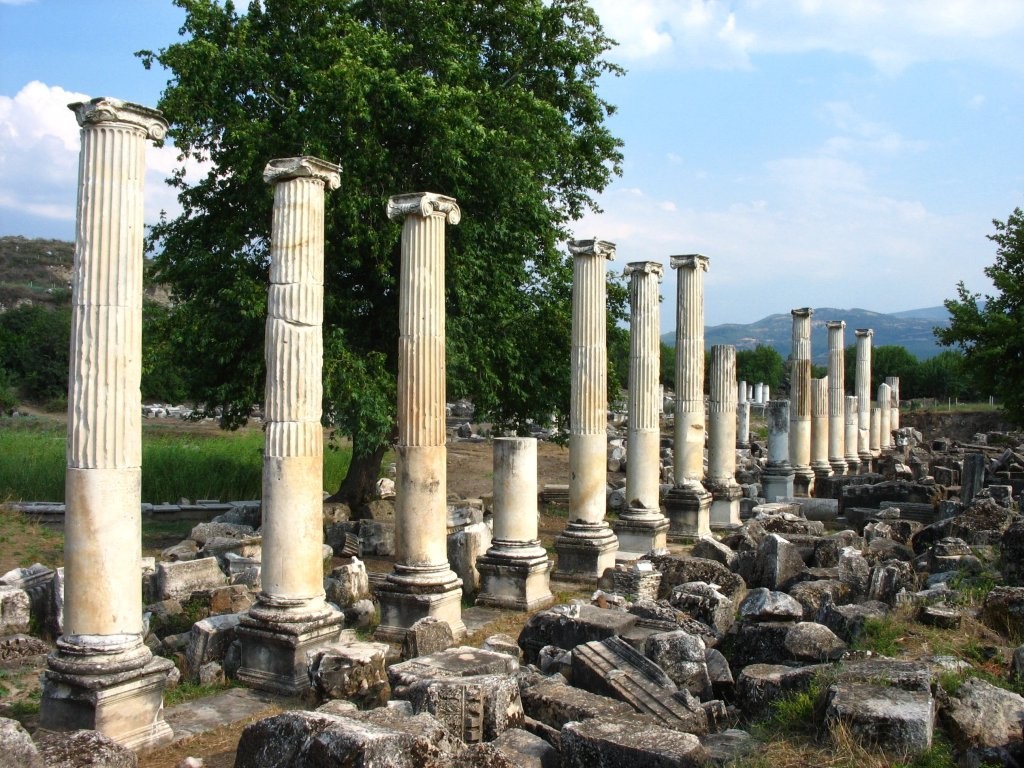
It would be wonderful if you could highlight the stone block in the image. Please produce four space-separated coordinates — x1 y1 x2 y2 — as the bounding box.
517 604 637 665
0 716 44 768
982 586 1024 637
727 622 795 670
752 533 807 590
644 554 748 600
735 663 827 715
0 585 30 636
738 587 803 622
308 639 391 709
447 521 492 597
824 681 934 756
402 616 455 660
783 622 847 662
491 728 559 768
518 674 634 730
156 557 227 602
325 557 370 608
668 581 735 634
817 600 889 644
941 677 1024 767
184 613 241 683
644 630 710 696
561 714 709 767
402 673 524 743
788 580 854 620
34 728 138 768
209 584 254 614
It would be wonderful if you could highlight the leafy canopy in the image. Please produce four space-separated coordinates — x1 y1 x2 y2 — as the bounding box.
138 0 625 488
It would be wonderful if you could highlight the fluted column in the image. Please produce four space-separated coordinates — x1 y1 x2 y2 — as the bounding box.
615 261 669 554
41 97 173 749
476 438 553 610
878 382 892 452
886 376 901 437
374 192 465 641
762 400 795 501
788 308 814 495
854 329 873 465
810 376 832 481
737 400 751 449
827 320 847 475
708 345 742 528
237 157 344 693
664 255 712 538
844 395 860 474
554 239 618 580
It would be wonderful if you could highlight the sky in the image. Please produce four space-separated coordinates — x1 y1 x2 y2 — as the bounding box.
1 1 1022 329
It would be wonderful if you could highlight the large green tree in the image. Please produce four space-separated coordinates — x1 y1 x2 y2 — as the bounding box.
936 207 1024 424
736 345 785 392
139 0 624 507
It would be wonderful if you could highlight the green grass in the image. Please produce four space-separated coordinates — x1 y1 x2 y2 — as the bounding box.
851 616 907 657
163 680 237 707
0 416 352 502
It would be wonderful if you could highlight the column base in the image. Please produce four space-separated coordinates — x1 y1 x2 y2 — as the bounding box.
553 522 618 582
236 604 345 696
792 466 814 498
663 484 712 541
858 452 874 473
762 465 795 502
373 566 466 644
613 508 669 556
845 457 861 475
40 639 174 751
811 461 833 481
708 482 743 530
829 458 848 476
475 545 554 612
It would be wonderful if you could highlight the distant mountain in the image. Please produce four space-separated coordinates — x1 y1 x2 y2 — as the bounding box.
662 306 951 362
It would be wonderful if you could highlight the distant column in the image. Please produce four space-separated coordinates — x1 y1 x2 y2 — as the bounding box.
737 400 751 450
374 192 466 642
554 239 618 579
615 261 669 555
886 376 901 437
41 97 173 749
870 407 881 456
707 345 742 528
663 255 712 538
810 377 832 482
762 400 795 501
854 329 873 467
788 308 814 496
827 320 847 476
237 157 345 693
878 382 892 451
844 395 860 474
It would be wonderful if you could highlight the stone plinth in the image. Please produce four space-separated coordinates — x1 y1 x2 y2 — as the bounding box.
40 96 173 750
854 329 873 465
844 395 860 475
237 157 344 694
788 308 814 497
554 239 618 580
375 193 465 642
708 345 741 529
878 383 892 452
810 377 832 482
476 438 553 611
826 320 847 476
615 261 669 556
762 400 795 501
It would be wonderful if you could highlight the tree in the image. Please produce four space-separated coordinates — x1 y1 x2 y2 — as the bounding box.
936 207 1024 424
868 345 920 398
0 303 70 404
736 345 785 392
139 0 624 508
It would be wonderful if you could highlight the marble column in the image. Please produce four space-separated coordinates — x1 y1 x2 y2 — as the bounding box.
237 157 344 693
737 400 751 450
754 382 764 405
708 345 742 528
374 192 466 642
762 400 795 501
844 395 860 475
476 438 553 610
663 255 712 538
826 320 847 476
554 239 618 579
854 329 873 466
810 377 832 482
878 382 892 452
870 407 881 456
886 376 901 436
614 261 669 555
789 308 814 496
40 97 174 749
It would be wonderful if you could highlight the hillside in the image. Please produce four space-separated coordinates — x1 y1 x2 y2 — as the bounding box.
663 306 951 362
0 236 74 311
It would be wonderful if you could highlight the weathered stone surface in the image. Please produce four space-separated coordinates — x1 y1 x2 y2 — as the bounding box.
1002 519 1024 586
184 613 241 683
645 554 748 600
490 728 559 768
209 584 254 615
689 537 736 568
983 586 1024 637
308 640 391 709
704 647 734 698
837 659 933 692
836 547 871 597
324 557 371 609
349 706 466 756
190 521 256 546
0 585 30 635
402 616 455 660
669 582 735 634
402 673 524 743
735 663 827 715
824 681 934 756
561 714 710 767
867 560 917 604
727 622 794 670
157 557 227 602
0 716 44 768
199 660 225 685
788 580 854 620
644 630 711 696
0 632 49 661
481 633 522 662
783 622 846 662
738 588 803 622
455 743 519 768
447 521 492 597
35 728 139 767
517 605 637 665
941 677 1024 767
919 604 961 629
518 674 635 730
816 599 889 643
750 534 807 590
389 646 520 698
160 539 199 562
700 728 758 766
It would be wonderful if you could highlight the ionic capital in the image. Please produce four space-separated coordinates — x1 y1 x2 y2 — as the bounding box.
569 238 615 260
791 307 813 319
263 156 341 190
624 260 663 279
386 192 461 225
68 97 167 141
670 254 710 272
855 328 874 338
826 320 846 330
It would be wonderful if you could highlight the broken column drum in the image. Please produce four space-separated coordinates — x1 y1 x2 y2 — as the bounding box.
870 406 881 456
663 254 712 539
762 399 795 501
886 376 900 437
878 382 892 452
615 261 670 554
40 97 174 750
554 239 619 579
826 320 847 476
854 329 873 466
788 308 814 496
707 345 742 528
236 157 345 694
375 192 466 641
476 437 554 610
810 377 832 481
844 395 860 475
737 400 751 450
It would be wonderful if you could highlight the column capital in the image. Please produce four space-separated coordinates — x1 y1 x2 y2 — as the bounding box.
69 97 167 141
386 192 461 225
792 307 813 319
624 260 663 279
670 253 709 272
569 238 615 259
264 156 341 189
826 319 846 330
855 328 874 338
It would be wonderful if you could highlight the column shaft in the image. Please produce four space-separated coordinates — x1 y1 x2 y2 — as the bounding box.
878 382 892 451
763 399 795 500
810 376 831 479
844 395 860 473
788 308 814 494
855 329 873 462
672 255 709 486
827 320 847 475
708 345 741 527
886 376 901 437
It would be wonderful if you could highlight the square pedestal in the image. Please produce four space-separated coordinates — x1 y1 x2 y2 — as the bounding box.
762 470 795 502
612 514 670 557
236 611 345 696
553 527 619 583
373 579 466 645
793 469 814 498
663 485 712 541
475 555 554 612
709 484 743 530
40 656 175 750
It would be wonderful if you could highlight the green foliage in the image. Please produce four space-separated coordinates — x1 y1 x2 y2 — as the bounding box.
141 300 189 403
0 303 70 402
755 674 829 740
851 616 905 657
736 345 785 391
137 0 625 492
659 341 675 390
936 206 1024 425
163 679 236 707
892 735 958 768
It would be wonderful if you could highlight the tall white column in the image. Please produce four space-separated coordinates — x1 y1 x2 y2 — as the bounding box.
878 382 892 452
844 395 860 474
237 158 344 693
375 192 465 642
854 329 873 466
737 401 751 449
788 308 814 496
615 261 669 555
41 97 173 749
762 400 795 501
827 320 847 476
708 345 742 528
554 239 618 579
664 255 712 538
476 438 553 610
870 407 881 456
810 377 832 482
886 376 901 437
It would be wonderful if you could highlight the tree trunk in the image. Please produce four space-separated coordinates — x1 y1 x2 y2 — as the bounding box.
327 444 388 518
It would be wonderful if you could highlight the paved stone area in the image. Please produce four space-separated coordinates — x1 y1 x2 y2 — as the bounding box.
164 688 298 742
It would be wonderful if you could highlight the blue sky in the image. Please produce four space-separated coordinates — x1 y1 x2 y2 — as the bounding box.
1 1 1022 328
